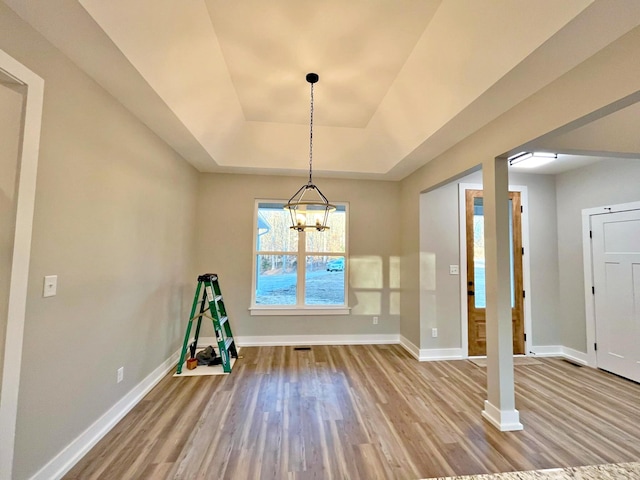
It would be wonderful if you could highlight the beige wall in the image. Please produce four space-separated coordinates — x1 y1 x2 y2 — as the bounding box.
400 25 640 347
0 5 199 479
195 173 401 338
419 179 464 349
0 82 23 399
518 173 561 347
416 157 640 355
555 158 640 352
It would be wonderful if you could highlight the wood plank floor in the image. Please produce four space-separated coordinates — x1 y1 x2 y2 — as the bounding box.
65 345 640 479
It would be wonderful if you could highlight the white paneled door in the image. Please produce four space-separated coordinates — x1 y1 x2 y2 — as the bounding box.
591 209 640 383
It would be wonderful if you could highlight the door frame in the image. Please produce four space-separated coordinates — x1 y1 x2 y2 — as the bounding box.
458 183 532 357
582 200 640 369
0 49 44 480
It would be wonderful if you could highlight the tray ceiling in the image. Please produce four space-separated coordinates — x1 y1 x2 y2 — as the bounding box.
5 0 640 179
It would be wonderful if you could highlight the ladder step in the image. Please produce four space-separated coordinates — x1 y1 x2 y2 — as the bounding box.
177 274 235 375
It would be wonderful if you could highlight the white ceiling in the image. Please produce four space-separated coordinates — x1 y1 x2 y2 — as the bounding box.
206 0 441 128
4 0 640 179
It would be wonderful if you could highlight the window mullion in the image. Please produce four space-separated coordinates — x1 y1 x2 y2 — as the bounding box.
297 230 306 306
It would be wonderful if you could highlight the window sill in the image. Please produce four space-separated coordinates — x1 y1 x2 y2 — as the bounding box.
249 307 350 316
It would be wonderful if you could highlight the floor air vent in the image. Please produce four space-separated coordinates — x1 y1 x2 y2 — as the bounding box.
563 358 583 367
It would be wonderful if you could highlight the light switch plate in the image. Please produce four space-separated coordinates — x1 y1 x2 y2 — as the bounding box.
43 275 57 297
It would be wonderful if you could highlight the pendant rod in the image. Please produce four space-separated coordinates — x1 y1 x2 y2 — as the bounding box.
306 73 318 184
308 80 314 185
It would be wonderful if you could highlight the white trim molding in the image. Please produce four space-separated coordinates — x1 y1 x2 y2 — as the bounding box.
528 345 563 357
482 400 523 432
30 349 181 480
249 307 350 316
399 337 464 361
0 49 44 480
399 335 421 360
418 348 464 362
528 345 589 366
235 334 400 347
561 346 589 366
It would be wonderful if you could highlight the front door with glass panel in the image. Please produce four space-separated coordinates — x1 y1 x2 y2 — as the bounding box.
466 190 524 356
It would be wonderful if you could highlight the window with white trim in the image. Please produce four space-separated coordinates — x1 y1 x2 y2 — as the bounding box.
251 200 348 314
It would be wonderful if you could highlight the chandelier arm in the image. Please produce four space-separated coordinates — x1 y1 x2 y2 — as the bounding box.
313 185 333 205
285 183 309 206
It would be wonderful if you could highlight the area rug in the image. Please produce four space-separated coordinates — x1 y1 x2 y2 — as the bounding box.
469 356 542 367
173 347 238 377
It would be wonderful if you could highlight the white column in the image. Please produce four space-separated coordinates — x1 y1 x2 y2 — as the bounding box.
481 157 522 431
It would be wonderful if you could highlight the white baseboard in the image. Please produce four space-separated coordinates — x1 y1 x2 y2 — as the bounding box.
418 348 464 361
399 337 463 361
399 336 420 360
31 349 181 480
560 346 589 366
528 345 563 357
482 400 523 432
234 334 400 346
528 345 589 366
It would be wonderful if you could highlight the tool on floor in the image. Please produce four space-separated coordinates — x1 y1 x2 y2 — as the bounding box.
176 273 237 374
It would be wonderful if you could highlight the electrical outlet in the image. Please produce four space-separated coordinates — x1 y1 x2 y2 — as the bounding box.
449 265 459 275
431 328 438 338
117 367 124 383
373 316 379 325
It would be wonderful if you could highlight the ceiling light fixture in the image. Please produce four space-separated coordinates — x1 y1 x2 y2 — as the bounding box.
508 151 558 169
285 73 335 232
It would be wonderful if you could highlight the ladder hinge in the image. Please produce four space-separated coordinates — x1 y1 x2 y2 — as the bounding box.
592 286 595 295
594 342 597 351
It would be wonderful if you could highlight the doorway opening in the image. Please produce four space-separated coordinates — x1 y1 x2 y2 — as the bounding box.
0 77 25 407
0 49 44 480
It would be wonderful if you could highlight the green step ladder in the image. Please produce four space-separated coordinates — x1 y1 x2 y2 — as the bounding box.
176 273 237 374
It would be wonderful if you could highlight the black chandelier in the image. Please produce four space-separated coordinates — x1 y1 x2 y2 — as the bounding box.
284 73 335 232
